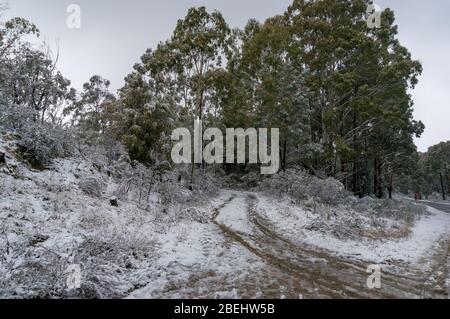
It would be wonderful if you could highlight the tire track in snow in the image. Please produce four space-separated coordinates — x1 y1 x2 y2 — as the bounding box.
212 191 447 299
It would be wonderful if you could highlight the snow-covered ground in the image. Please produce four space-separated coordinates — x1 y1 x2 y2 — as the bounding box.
0 137 268 298
1 135 449 298
254 195 450 264
214 191 253 235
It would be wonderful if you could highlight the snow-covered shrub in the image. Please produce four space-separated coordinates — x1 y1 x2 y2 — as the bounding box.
221 169 263 189
239 171 262 189
0 232 156 299
0 105 74 167
156 181 191 204
190 167 221 196
302 205 368 240
111 161 158 204
82 138 130 170
172 207 211 224
16 123 73 167
427 192 442 201
78 177 105 198
69 137 131 180
258 169 350 205
74 206 158 298
351 197 427 222
70 235 157 299
0 233 68 298
0 105 33 132
155 166 220 204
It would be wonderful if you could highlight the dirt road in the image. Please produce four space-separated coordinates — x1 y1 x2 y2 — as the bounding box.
208 192 449 299
129 192 450 299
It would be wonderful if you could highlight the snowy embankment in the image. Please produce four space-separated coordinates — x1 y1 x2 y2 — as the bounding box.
204 190 450 266
128 191 267 299
1 132 449 298
254 194 450 264
0 135 265 298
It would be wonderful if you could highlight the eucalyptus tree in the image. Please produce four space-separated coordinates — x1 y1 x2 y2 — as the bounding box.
227 16 312 171
170 6 232 123
65 75 116 135
285 0 423 197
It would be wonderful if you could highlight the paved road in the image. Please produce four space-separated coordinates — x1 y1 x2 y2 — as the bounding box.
420 200 450 213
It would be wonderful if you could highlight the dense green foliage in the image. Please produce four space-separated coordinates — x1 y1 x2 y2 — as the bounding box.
111 1 425 198
419 142 450 197
1 1 447 198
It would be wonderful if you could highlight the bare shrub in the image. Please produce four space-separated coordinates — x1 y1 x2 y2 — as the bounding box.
351 197 427 223
1 105 74 167
0 105 33 131
258 169 350 205
154 165 220 205
78 177 105 198
0 235 67 298
427 192 442 201
70 236 156 299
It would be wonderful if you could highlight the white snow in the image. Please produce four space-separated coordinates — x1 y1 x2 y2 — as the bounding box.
306 207 450 263
2 135 450 298
255 194 450 264
1 141 267 298
214 191 253 235
128 219 265 298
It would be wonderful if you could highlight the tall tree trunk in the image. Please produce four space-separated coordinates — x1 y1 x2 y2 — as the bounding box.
282 140 287 171
191 69 205 186
388 173 393 200
190 163 195 190
377 161 383 199
352 161 360 197
351 106 360 196
374 158 383 199
341 162 347 190
445 164 450 196
440 172 446 201
373 158 378 196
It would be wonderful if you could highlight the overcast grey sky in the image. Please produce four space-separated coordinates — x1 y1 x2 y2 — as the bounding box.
3 0 449 151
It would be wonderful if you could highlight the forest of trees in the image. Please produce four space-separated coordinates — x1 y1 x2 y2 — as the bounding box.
1 0 449 199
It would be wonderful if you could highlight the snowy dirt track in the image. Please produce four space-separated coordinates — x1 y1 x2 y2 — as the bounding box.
1 143 449 299
131 190 450 299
